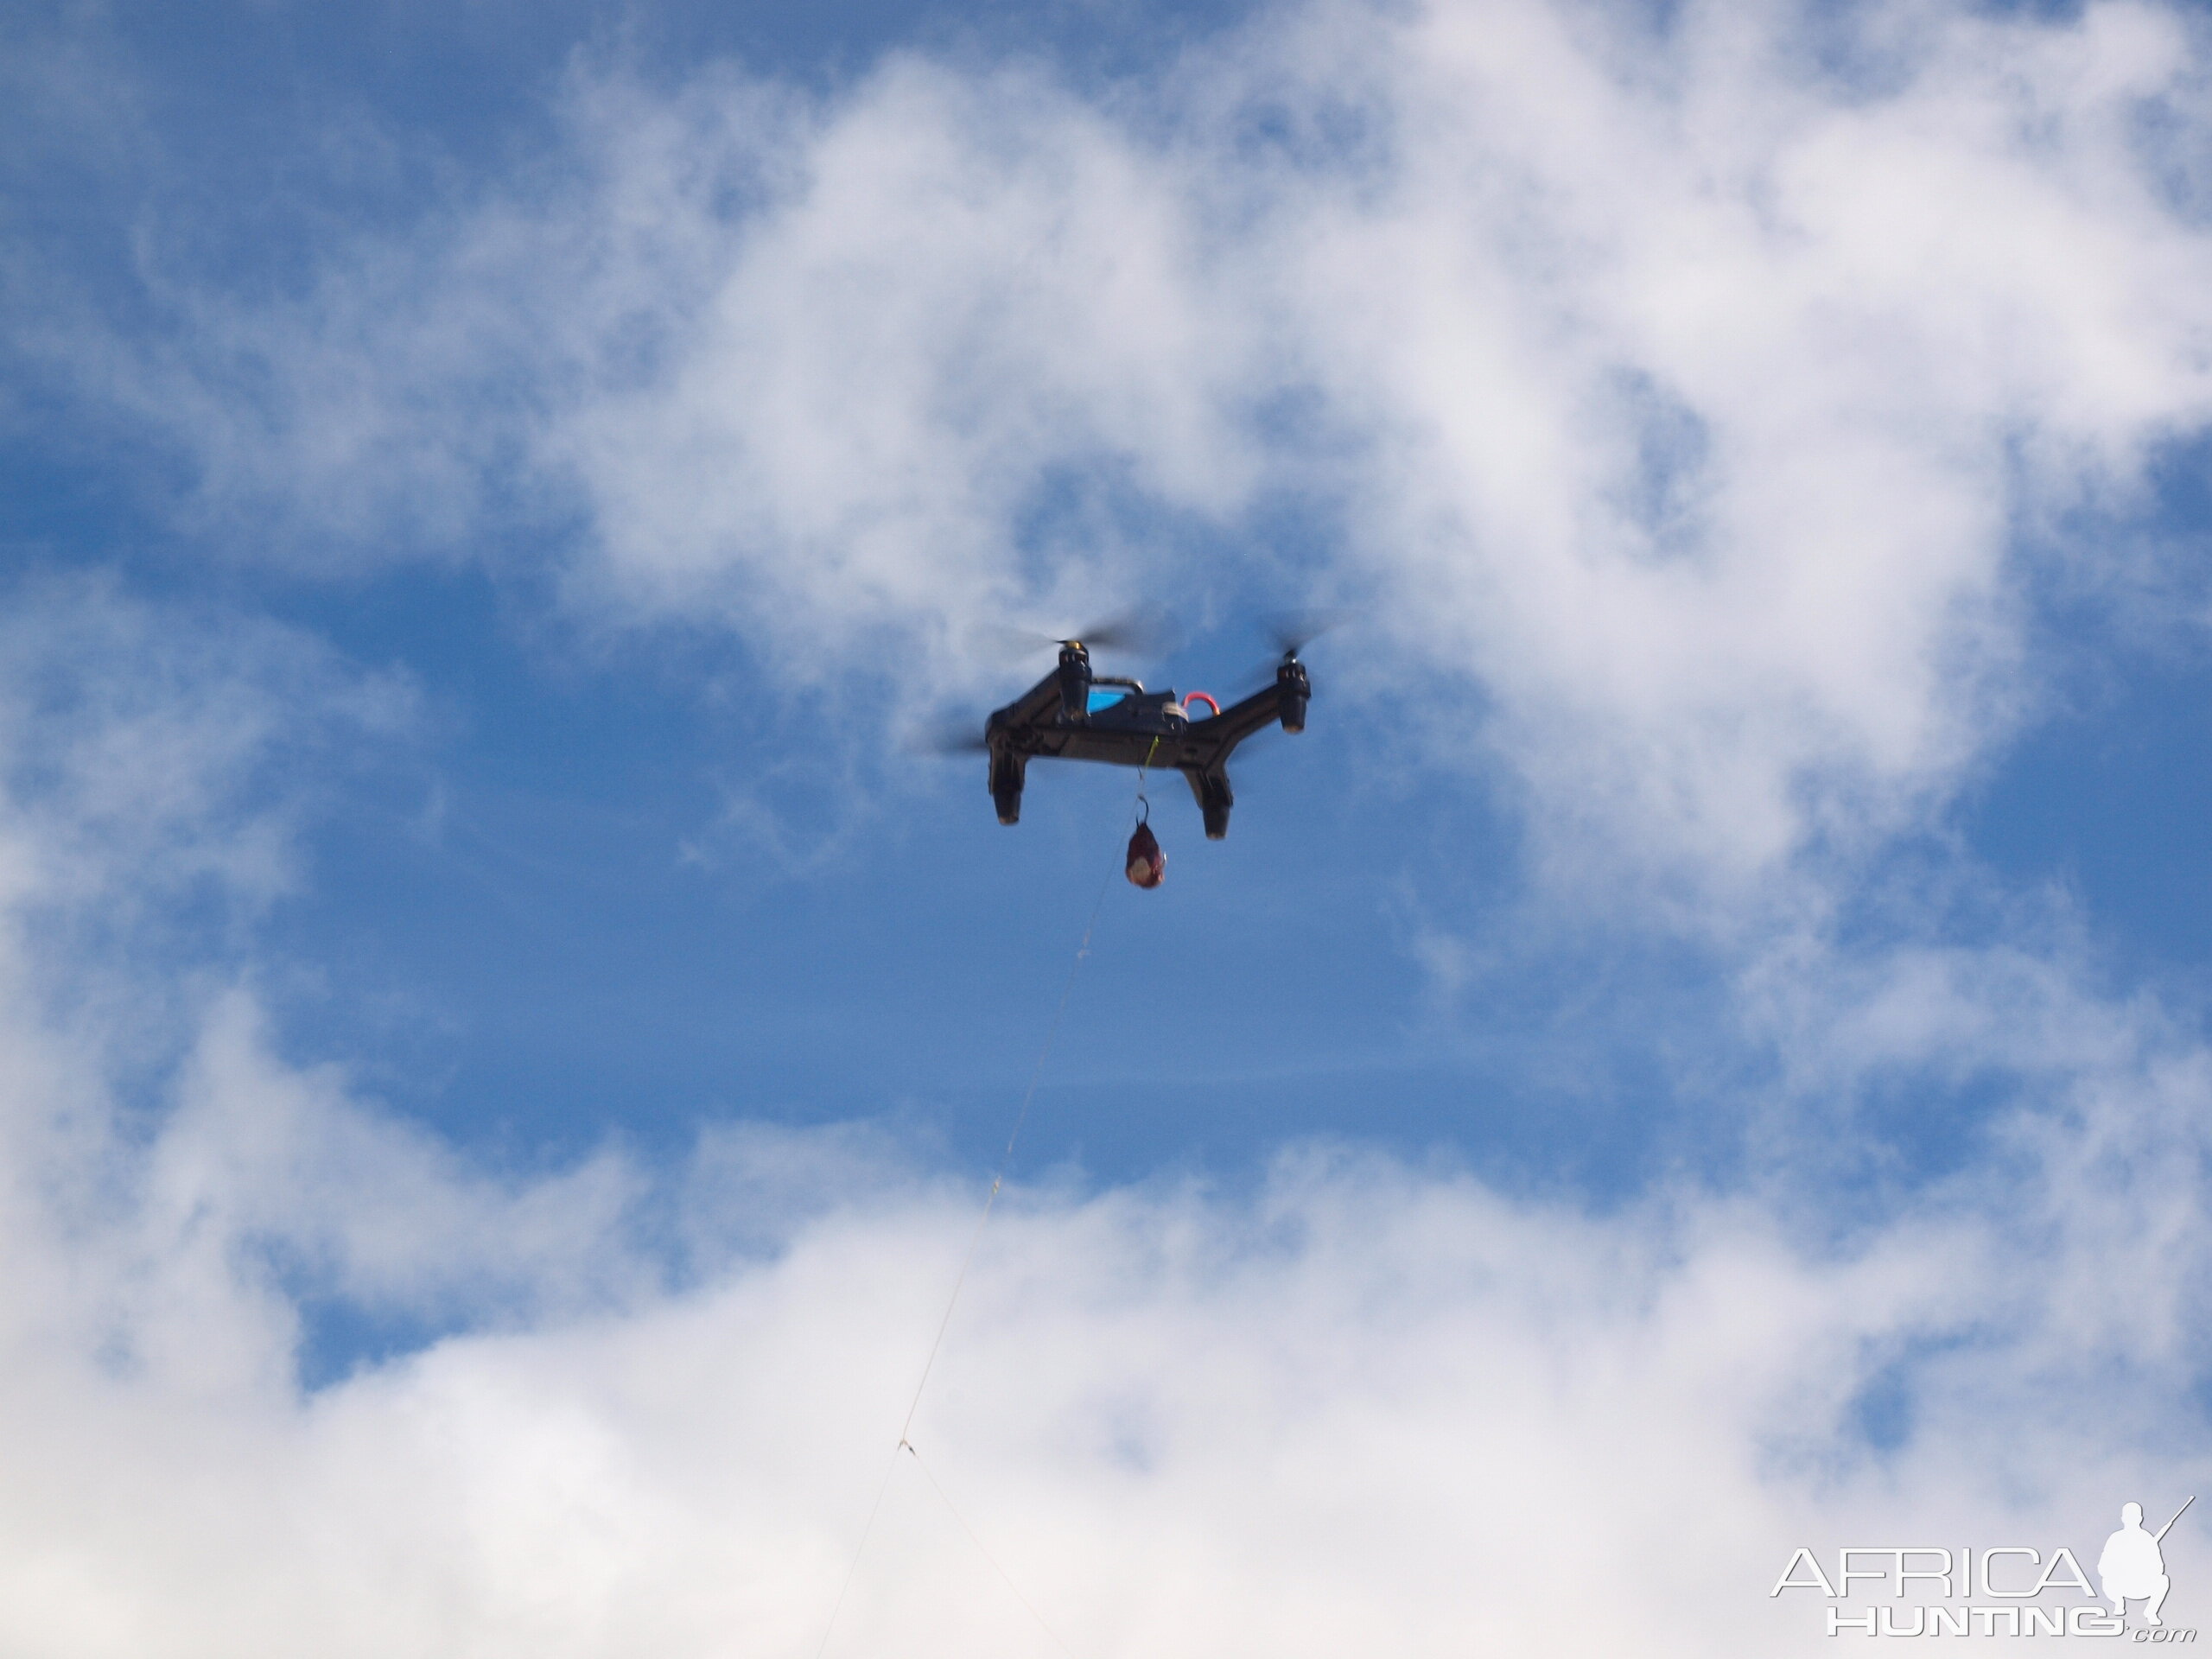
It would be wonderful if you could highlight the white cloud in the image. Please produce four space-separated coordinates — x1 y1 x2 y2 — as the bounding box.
0 585 2201 1657
7 10 2212 1651
6 1014 2209 1656
24 0 2212 914
1244 0 2212 899
0 576 407 909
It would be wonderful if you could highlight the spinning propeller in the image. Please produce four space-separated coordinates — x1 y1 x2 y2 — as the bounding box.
1252 609 1347 673
964 604 1180 666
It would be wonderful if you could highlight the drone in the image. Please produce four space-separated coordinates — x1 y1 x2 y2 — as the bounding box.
947 620 1315 839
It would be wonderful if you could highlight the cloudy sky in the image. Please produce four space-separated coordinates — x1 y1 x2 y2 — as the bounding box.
5 0 2212 1652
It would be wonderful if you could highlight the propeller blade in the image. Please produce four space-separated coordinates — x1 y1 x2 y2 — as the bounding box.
963 604 1180 664
1262 607 1353 659
905 719 990 755
1224 608 1352 690
1075 603 1180 658
963 622 1064 665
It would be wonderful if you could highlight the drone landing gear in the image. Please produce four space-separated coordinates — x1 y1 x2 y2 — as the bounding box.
1189 770 1233 840
990 752 1027 825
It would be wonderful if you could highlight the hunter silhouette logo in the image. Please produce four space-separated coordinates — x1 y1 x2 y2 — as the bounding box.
1772 1497 2197 1639
2101 1498 2190 1628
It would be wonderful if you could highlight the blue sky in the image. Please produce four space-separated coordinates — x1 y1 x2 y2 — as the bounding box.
6 0 2212 1652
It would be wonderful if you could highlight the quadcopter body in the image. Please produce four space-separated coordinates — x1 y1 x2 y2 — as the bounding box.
982 640 1309 838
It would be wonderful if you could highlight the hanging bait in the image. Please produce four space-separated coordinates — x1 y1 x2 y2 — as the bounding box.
1125 819 1166 889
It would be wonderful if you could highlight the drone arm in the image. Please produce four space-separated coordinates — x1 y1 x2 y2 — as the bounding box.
1195 683 1283 749
1170 664 1307 841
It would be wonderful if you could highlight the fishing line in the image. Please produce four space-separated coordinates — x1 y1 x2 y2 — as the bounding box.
809 777 1145 1658
904 1439 1077 1656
